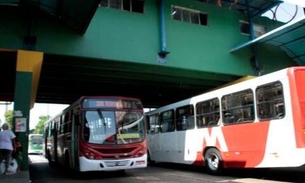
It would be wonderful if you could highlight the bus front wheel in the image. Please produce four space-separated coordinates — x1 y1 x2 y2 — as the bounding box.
47 154 55 167
204 148 223 174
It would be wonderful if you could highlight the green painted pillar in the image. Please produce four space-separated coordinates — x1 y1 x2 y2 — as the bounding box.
13 50 43 170
13 72 31 170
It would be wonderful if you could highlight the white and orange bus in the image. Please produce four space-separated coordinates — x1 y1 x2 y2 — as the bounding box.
44 96 147 172
146 66 305 174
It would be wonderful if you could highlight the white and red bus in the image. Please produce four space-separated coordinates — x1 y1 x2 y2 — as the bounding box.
146 66 305 174
44 96 147 172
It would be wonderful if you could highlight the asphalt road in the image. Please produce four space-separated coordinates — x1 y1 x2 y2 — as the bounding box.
28 155 305 183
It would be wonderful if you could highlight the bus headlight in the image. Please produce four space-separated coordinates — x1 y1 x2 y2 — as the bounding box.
134 147 147 157
84 151 96 159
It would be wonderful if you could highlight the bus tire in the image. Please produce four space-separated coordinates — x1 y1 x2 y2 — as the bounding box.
48 155 55 167
64 152 70 169
64 153 74 175
204 148 223 174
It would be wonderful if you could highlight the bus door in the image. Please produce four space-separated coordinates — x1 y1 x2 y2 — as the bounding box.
159 110 176 162
147 114 161 161
44 127 49 157
50 121 58 162
175 105 195 163
71 112 80 169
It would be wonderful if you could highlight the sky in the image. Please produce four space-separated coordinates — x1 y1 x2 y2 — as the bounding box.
0 0 304 130
283 0 305 7
262 0 304 22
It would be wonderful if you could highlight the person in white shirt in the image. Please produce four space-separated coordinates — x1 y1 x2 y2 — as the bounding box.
0 123 16 175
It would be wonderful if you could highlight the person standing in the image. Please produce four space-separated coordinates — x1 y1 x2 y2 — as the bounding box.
0 123 16 175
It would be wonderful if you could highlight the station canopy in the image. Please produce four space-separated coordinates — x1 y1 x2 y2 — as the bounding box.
231 16 305 66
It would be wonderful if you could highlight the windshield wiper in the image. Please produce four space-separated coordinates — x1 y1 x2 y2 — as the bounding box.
97 109 107 134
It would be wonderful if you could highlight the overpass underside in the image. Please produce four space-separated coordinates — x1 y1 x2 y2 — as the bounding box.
1 0 298 108
0 49 241 108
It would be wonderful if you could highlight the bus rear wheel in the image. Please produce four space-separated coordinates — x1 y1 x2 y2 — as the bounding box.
204 148 223 174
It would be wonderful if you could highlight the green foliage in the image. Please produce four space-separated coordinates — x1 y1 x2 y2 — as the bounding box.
33 115 50 134
29 129 35 134
4 110 13 128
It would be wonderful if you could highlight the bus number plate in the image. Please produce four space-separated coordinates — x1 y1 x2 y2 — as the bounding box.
105 161 128 167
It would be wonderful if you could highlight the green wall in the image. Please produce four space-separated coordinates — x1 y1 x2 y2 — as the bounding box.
165 0 252 74
0 0 296 76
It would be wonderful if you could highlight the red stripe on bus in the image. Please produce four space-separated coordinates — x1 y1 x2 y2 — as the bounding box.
288 68 305 148
221 122 270 168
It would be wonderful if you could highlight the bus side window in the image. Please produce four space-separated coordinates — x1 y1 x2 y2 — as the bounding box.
222 89 254 125
256 81 285 120
176 105 194 131
149 114 160 134
160 110 175 133
196 98 219 128
51 128 56 137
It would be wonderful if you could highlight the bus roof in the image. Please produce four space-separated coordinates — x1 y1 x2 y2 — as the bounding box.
146 66 305 114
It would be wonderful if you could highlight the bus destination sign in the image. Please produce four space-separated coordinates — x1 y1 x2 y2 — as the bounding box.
82 98 142 109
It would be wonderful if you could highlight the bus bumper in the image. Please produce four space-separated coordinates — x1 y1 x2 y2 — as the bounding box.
79 154 147 172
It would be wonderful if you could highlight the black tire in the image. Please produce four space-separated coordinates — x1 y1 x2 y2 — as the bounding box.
64 152 70 168
204 148 223 174
63 152 75 176
48 154 55 168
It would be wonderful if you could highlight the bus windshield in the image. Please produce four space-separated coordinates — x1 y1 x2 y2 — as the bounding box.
83 110 145 145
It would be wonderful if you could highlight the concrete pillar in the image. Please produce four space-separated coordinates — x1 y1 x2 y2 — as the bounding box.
13 50 43 170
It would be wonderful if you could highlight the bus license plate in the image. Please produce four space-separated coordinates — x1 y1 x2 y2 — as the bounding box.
105 161 128 167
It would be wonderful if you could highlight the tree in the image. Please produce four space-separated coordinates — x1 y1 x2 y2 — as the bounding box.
33 115 50 134
29 129 35 134
4 110 13 128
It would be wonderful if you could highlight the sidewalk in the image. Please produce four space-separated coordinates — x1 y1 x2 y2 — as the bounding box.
0 170 30 183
